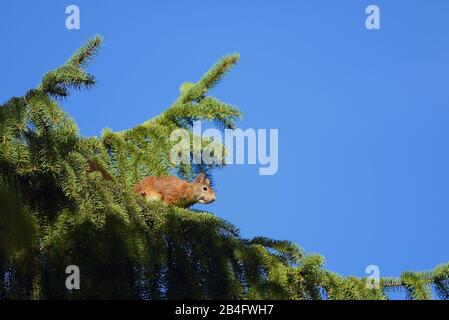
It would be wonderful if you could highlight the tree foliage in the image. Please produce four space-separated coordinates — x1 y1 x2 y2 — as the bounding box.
0 36 447 300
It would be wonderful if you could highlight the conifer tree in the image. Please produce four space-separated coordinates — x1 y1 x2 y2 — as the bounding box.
1 36 448 300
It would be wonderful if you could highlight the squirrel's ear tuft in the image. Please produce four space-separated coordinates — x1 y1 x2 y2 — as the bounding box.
195 172 206 183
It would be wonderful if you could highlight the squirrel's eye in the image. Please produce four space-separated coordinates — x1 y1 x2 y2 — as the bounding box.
203 186 208 191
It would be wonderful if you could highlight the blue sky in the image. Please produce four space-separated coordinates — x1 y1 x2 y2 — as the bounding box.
1 0 449 297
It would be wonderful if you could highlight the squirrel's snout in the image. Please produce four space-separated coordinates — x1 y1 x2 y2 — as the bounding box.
204 195 216 204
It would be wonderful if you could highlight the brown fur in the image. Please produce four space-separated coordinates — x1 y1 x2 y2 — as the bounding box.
134 173 216 208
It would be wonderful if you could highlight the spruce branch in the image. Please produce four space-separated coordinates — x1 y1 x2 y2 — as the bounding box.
179 54 240 103
66 35 103 68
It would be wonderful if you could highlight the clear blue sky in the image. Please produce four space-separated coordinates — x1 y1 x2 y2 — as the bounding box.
1 0 449 297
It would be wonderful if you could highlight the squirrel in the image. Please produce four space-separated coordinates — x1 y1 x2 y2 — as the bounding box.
134 172 216 208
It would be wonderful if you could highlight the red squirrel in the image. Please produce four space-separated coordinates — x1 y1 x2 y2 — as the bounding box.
134 173 216 208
